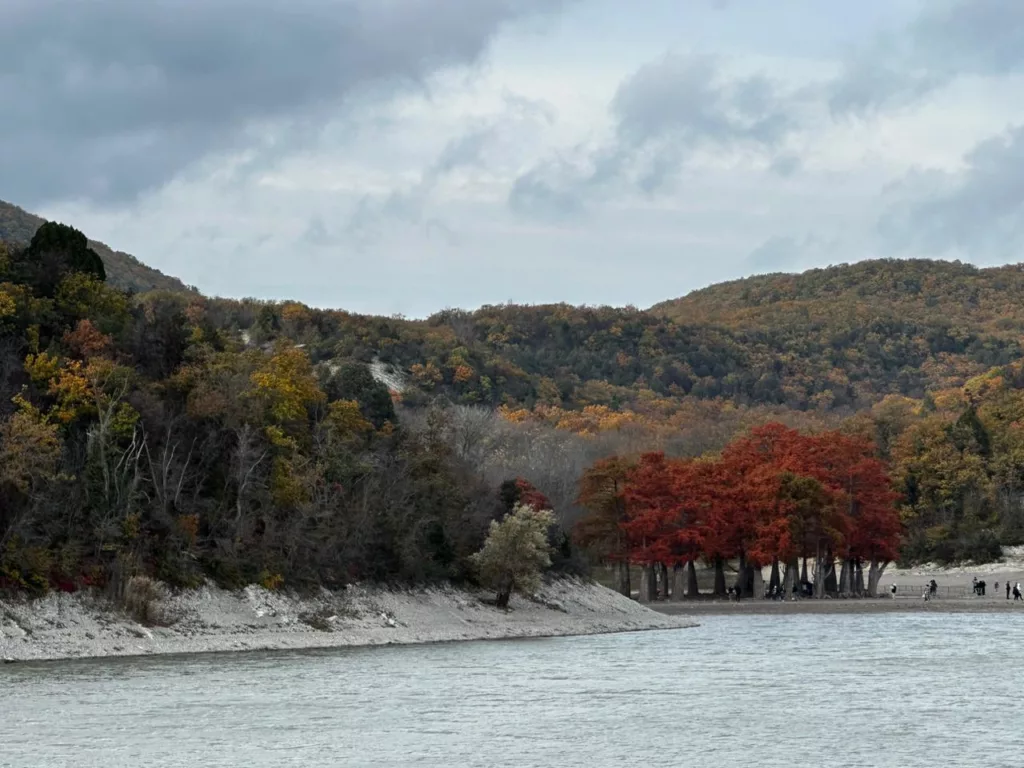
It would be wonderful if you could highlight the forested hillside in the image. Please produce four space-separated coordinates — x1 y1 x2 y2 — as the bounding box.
229 259 1024 420
4 216 1024 601
0 200 193 296
0 222 586 596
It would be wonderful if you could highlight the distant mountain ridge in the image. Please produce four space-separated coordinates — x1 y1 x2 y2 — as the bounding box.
0 199 192 295
650 258 1024 339
5 197 1024 417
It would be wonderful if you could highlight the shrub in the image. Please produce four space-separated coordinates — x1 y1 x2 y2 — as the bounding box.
155 550 204 589
298 608 335 632
123 575 175 626
258 570 284 591
0 539 52 595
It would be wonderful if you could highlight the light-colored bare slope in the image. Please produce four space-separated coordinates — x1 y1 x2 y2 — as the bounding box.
0 579 693 662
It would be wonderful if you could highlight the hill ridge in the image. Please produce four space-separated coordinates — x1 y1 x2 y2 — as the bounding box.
0 199 192 295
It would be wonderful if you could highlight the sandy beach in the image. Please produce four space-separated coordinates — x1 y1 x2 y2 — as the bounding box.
0 578 693 663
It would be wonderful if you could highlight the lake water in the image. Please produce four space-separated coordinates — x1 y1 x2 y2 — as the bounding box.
3 613 1022 767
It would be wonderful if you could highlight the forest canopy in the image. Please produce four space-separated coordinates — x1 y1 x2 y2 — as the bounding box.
3 215 1024 598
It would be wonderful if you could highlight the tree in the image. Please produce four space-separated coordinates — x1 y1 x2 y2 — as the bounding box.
12 222 105 297
499 477 552 516
573 456 635 595
470 503 555 609
0 406 63 549
322 362 396 429
815 431 901 595
622 453 705 600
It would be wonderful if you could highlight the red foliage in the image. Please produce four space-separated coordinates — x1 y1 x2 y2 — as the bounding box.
612 422 902 569
622 453 704 566
514 477 552 512
62 319 112 360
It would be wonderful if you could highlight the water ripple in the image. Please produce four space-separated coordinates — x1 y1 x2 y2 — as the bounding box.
3 613 1023 767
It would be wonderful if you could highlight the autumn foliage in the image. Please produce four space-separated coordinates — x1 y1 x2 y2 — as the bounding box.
575 423 902 596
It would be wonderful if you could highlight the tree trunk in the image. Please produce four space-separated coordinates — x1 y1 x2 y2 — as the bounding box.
616 560 631 598
839 559 850 595
752 564 765 599
855 559 865 595
801 555 808 585
824 548 838 595
783 558 799 599
672 565 686 602
736 551 749 597
687 560 700 599
713 557 727 597
659 562 670 600
867 560 889 597
769 558 781 594
495 577 512 614
639 564 656 602
814 540 826 598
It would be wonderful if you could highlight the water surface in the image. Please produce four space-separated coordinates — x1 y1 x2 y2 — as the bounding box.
3 613 1021 767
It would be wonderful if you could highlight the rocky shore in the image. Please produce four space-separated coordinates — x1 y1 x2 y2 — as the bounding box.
0 578 693 662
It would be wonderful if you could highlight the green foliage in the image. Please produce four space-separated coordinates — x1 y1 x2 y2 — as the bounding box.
7 222 104 297
1 539 52 595
29 222 106 282
470 503 555 607
0 199 192 294
322 362 396 429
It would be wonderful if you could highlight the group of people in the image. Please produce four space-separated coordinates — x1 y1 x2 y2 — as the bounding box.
983 578 1024 600
754 583 814 600
996 580 1024 600
738 576 1024 601
726 581 815 600
886 577 1024 601
888 580 939 599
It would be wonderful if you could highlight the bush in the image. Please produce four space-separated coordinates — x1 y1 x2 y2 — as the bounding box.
258 570 284 591
0 540 52 595
123 576 176 626
298 608 335 632
155 551 204 589
953 529 1002 563
899 524 1003 565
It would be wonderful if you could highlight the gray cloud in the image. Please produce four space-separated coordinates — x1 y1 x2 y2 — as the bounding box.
830 0 1024 116
507 163 585 220
508 54 801 218
745 234 826 273
879 125 1024 260
1 0 567 206
301 216 334 248
769 153 801 177
347 91 556 241
611 54 796 154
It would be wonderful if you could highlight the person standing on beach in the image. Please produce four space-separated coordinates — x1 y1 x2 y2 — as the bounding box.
1008 581 1012 600
1015 583 1023 601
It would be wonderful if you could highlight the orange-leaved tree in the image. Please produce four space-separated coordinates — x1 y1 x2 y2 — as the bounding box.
573 456 635 596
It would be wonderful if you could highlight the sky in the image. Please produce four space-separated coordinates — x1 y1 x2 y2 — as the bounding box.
4 0 1024 317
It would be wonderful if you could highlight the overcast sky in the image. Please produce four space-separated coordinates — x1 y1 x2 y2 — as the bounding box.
5 0 1024 316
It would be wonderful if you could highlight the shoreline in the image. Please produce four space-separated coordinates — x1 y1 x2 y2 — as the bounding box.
0 578 694 663
651 597 1024 616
